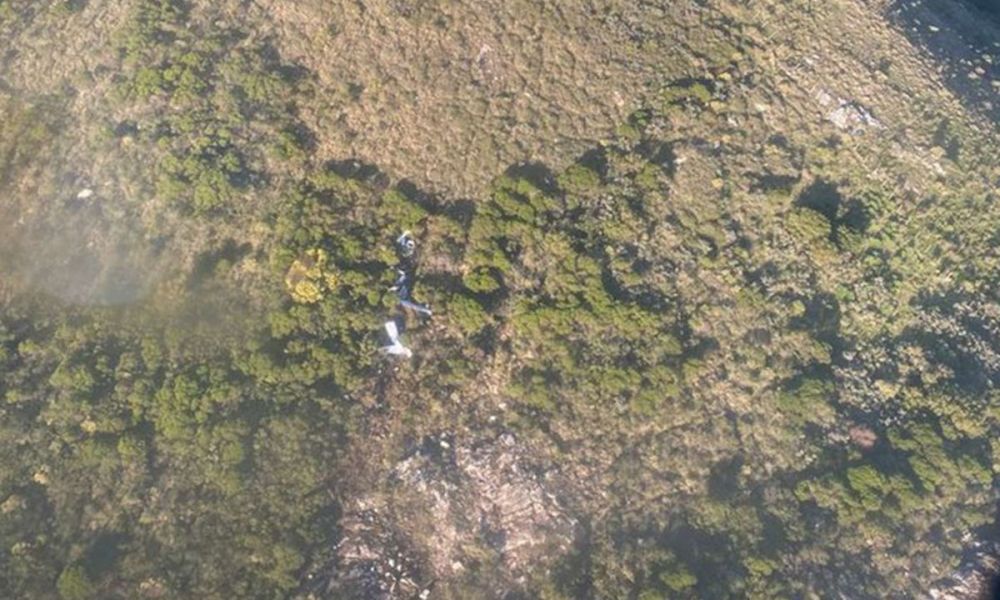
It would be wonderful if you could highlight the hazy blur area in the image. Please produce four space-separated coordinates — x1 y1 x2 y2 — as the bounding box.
0 190 165 306
0 93 252 350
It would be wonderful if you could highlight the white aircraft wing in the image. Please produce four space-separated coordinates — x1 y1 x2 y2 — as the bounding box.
384 320 400 343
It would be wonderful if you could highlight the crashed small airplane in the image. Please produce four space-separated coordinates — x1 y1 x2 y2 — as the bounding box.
379 232 430 359
390 233 432 316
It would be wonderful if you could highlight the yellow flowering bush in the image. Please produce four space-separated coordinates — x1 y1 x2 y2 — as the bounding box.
284 248 339 303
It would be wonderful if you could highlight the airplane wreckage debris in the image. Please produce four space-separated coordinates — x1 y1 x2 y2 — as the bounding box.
380 320 413 358
379 232 432 359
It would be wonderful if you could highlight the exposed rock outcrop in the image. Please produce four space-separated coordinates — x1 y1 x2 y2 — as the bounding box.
323 432 578 598
929 541 999 600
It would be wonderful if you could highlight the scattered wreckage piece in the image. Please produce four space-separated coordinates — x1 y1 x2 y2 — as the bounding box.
390 270 431 315
389 269 409 298
815 90 882 134
396 231 416 258
399 299 432 317
380 319 413 358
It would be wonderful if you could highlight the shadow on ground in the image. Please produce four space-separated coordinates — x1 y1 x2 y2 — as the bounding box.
887 0 1000 123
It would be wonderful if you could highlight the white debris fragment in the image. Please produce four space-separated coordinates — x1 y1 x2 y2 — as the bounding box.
76 188 94 199
400 298 432 316
396 231 416 257
379 320 413 358
824 96 882 133
815 90 834 107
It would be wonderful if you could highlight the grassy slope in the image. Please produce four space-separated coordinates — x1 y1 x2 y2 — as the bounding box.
0 0 998 598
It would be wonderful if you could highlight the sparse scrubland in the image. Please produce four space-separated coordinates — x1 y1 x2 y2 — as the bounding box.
0 0 998 598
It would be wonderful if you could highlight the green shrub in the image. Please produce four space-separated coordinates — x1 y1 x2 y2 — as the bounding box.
463 267 502 294
447 294 491 335
659 564 697 592
56 565 95 600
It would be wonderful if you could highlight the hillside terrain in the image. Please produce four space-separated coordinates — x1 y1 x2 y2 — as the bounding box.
0 0 999 598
